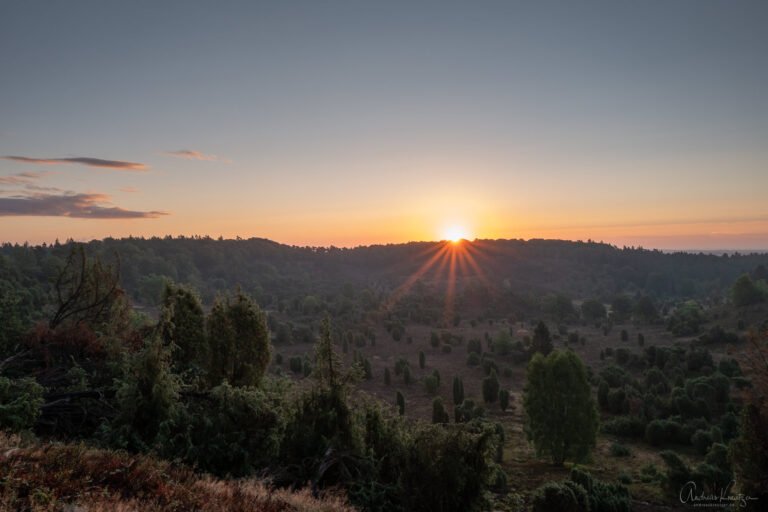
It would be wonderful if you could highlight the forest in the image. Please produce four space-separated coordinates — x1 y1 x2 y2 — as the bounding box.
1 237 767 511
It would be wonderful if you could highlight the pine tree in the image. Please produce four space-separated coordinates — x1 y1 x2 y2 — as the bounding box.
206 290 271 387
523 350 598 465
482 369 500 403
452 376 464 405
499 389 510 411
531 321 553 356
312 316 361 390
207 297 235 385
432 397 449 424
228 290 271 386
112 335 181 450
314 316 342 389
159 283 207 374
419 351 426 369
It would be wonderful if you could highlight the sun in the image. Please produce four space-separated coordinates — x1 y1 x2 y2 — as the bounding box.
442 225 470 243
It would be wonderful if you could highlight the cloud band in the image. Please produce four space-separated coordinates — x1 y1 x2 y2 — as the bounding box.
3 156 147 171
0 192 167 219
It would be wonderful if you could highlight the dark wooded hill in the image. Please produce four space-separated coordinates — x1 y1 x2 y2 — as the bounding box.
1 236 766 320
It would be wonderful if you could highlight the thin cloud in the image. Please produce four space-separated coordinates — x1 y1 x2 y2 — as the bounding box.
0 171 47 185
24 184 67 193
119 186 139 193
0 175 33 185
0 192 167 219
165 149 231 162
18 171 47 179
3 155 148 171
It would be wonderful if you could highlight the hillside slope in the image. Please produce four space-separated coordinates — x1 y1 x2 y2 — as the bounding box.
0 433 354 512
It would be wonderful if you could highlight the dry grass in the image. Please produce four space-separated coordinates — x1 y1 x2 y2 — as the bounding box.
0 433 355 512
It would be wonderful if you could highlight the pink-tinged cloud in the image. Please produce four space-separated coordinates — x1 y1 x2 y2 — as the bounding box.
165 149 230 162
0 171 47 185
3 155 148 171
119 186 139 193
24 184 67 193
0 192 167 219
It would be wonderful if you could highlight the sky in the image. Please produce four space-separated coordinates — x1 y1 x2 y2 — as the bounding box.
1 0 767 250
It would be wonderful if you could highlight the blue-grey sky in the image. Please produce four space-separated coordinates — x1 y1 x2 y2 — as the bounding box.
1 1 767 248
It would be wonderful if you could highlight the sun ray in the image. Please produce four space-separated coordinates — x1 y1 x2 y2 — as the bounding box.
455 243 470 277
463 242 496 291
380 237 498 328
380 241 450 314
443 245 458 326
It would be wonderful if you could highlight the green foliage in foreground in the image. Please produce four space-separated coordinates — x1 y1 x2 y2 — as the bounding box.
659 444 732 500
569 466 631 512
0 251 501 512
104 312 499 512
531 481 582 512
109 335 182 451
532 467 630 512
0 376 44 432
158 381 284 476
206 290 271 387
159 283 208 374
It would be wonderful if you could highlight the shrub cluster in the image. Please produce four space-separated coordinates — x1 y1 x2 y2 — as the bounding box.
532 468 630 512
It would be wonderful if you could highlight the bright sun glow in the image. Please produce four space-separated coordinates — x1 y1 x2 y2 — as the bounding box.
443 226 470 243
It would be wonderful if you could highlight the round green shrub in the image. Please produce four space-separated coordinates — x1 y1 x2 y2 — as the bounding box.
531 482 580 512
610 442 631 457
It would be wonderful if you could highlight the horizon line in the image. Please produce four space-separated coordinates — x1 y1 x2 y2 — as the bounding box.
2 234 768 255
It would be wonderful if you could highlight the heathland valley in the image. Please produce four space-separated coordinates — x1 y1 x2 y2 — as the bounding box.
1 236 767 511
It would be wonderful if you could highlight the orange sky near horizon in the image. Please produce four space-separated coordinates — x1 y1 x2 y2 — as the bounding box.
3 205 767 251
